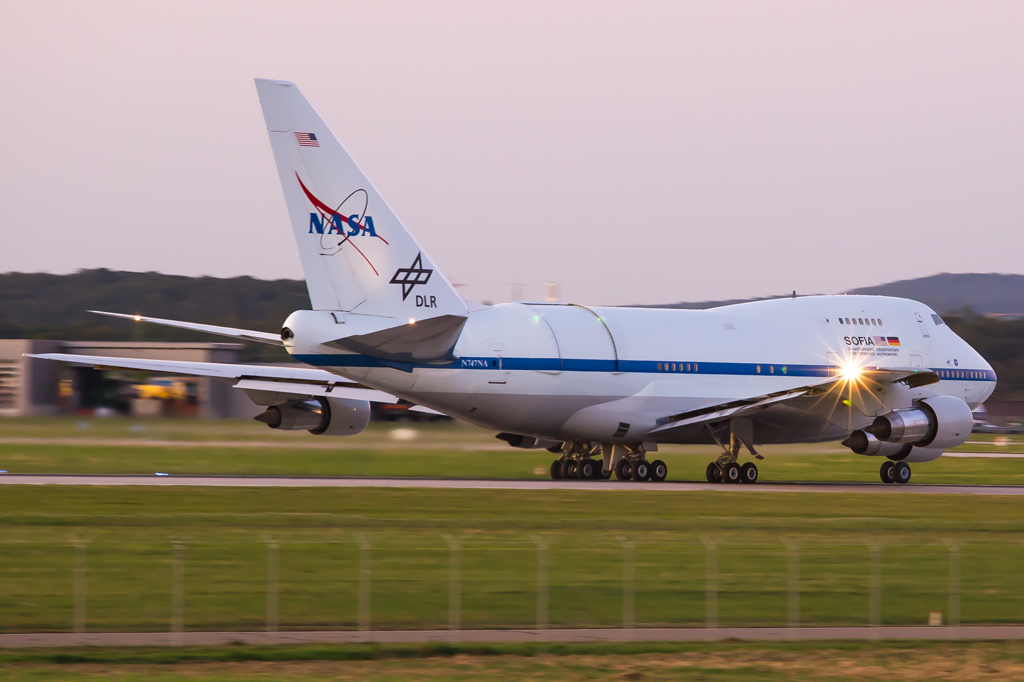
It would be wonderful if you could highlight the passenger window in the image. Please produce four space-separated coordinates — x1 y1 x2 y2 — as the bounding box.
686 363 691 372
839 318 844 324
877 319 883 325
858 318 864 325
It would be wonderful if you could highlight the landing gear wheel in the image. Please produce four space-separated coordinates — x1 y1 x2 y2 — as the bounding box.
879 461 895 484
740 462 759 484
577 459 598 480
615 459 633 481
560 460 576 479
550 460 563 480
705 462 722 483
600 466 612 480
632 459 651 481
723 462 742 484
649 459 668 482
894 461 912 485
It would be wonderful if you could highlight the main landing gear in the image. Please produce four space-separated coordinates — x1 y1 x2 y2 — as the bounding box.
705 461 759 484
549 442 667 482
879 460 911 485
702 417 763 484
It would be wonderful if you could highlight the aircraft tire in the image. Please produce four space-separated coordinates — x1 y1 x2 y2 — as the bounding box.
705 462 722 483
740 462 759 484
723 462 742 484
650 459 668 482
577 459 598 480
632 460 651 481
550 460 563 480
615 459 633 481
894 461 912 485
560 460 575 479
879 461 895 484
600 467 612 480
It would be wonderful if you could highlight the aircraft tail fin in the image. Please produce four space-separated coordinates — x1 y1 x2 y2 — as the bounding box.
255 79 467 320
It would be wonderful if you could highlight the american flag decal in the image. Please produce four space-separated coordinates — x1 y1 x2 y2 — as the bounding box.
294 132 320 147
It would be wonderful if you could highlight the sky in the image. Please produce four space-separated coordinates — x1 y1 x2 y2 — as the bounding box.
1 1 1022 306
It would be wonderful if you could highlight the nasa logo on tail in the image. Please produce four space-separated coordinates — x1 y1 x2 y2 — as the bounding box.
390 253 436 307
294 172 388 275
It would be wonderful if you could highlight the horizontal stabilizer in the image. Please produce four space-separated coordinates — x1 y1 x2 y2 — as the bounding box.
328 314 467 363
91 311 283 346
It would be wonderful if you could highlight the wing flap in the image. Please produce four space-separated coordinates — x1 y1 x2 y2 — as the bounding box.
649 366 939 434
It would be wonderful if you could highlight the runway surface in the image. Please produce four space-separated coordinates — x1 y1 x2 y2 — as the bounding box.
2 474 1024 495
3 625 1024 647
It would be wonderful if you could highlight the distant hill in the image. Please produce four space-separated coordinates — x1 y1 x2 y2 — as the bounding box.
659 273 1024 315
1 269 1023 397
0 269 309 361
846 273 1024 315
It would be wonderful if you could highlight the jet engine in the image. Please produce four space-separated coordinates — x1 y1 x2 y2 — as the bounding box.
254 396 370 436
866 395 973 450
841 430 947 463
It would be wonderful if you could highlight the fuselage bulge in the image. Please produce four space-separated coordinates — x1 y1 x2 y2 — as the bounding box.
283 294 995 446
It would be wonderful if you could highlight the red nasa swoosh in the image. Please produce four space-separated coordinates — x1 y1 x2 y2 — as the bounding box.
295 173 389 276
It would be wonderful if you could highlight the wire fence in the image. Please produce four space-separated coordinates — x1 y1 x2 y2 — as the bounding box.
0 533 1019 634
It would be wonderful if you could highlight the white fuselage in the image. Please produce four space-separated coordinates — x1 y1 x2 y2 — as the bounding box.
287 295 995 445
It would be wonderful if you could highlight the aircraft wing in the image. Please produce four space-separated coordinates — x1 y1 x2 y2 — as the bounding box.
649 366 939 433
25 353 399 404
89 311 284 346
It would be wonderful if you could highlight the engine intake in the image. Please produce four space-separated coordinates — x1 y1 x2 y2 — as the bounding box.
866 395 973 450
254 396 370 436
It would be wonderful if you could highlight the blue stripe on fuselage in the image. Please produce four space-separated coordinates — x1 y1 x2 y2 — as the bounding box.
290 354 996 382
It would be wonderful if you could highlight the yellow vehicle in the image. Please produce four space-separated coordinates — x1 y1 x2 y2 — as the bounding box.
133 379 192 401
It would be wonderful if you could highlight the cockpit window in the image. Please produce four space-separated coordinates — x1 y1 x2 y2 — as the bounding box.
931 314 945 326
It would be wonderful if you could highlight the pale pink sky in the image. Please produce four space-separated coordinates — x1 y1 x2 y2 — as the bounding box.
1 1 1022 306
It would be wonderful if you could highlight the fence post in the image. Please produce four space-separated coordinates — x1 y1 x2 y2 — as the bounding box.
782 538 799 634
264 536 279 633
617 536 635 631
443 535 461 633
700 536 717 629
171 540 185 644
354 534 371 635
943 539 960 634
72 539 87 641
531 535 548 630
867 539 881 635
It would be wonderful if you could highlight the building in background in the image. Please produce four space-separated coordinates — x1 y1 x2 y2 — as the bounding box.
0 340 257 418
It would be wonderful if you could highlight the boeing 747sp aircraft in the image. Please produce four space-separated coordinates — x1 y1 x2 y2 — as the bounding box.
31 79 996 485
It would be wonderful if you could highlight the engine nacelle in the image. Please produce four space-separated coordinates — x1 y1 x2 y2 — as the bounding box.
867 396 973 450
255 396 370 436
496 432 563 450
842 430 946 462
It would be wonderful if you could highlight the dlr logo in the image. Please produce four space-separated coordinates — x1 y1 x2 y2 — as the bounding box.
416 295 437 308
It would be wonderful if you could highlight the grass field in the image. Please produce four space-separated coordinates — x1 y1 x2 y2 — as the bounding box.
3 486 1024 633
2 417 1024 484
5 641 1024 680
